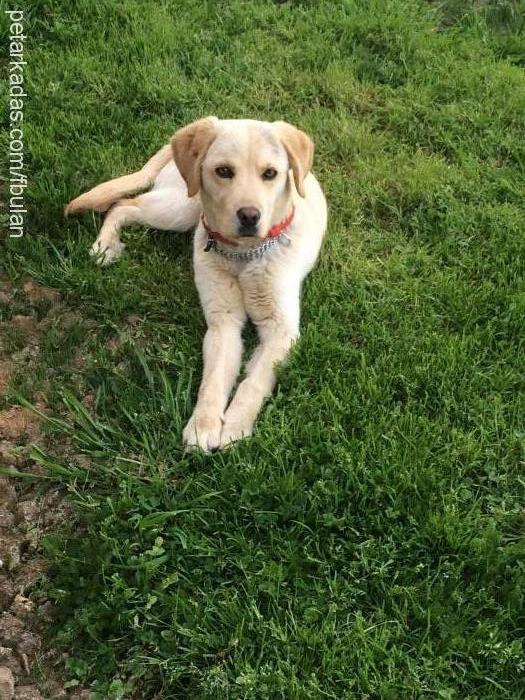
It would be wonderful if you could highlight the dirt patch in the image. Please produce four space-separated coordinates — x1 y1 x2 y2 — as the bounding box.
0 408 41 443
0 362 13 397
0 277 90 700
9 318 38 338
21 281 59 306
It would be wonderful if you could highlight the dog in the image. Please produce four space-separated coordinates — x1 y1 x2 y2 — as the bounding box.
65 117 328 451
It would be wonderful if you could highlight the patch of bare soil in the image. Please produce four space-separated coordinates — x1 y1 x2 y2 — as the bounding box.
0 276 89 700
0 363 13 397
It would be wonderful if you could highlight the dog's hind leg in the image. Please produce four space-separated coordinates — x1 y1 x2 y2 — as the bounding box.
90 188 201 266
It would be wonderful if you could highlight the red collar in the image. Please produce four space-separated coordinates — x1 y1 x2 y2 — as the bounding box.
202 207 295 248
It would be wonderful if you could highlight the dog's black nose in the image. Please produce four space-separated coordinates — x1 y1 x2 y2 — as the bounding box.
237 207 261 229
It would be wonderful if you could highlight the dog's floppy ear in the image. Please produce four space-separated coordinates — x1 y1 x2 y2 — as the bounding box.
171 117 218 197
273 121 314 198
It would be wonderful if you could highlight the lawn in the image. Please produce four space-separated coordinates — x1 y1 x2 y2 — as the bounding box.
1 0 524 698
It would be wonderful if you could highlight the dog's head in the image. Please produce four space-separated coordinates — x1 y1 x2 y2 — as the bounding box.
171 117 313 242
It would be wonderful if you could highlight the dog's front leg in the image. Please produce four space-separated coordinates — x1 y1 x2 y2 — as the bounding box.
219 317 299 449
89 201 136 265
184 261 247 453
183 316 245 452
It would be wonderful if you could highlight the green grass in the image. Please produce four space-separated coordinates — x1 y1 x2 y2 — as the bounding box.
1 0 525 697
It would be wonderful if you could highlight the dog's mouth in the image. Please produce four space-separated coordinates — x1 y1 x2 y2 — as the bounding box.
237 224 259 238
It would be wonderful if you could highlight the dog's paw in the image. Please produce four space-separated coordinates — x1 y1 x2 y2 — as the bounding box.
219 418 253 449
90 239 125 266
183 412 223 453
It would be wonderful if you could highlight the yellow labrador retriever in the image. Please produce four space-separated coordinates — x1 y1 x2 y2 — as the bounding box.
65 118 328 450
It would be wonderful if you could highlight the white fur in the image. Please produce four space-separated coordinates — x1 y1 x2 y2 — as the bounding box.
67 119 327 450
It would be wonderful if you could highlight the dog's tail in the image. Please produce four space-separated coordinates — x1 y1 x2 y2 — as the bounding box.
64 144 173 216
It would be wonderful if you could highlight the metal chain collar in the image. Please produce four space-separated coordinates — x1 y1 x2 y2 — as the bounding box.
206 231 291 262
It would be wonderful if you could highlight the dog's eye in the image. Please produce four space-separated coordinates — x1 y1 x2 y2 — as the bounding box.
215 166 234 179
262 168 277 181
